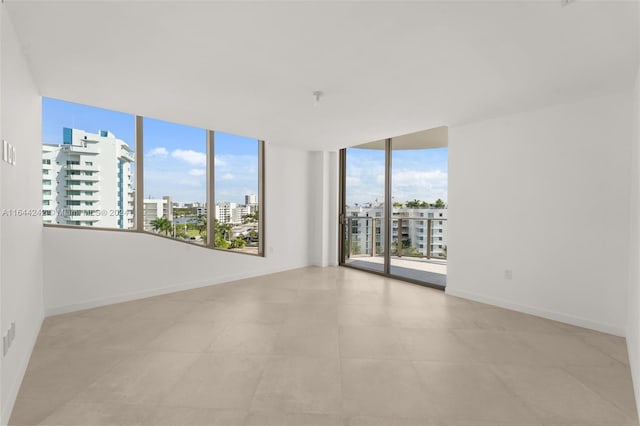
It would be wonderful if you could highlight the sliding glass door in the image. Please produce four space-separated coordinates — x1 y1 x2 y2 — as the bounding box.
339 128 448 288
389 144 448 286
341 145 386 273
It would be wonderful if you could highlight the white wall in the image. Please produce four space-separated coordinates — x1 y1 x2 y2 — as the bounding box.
447 92 633 336
0 8 45 425
627 66 640 420
309 151 339 267
0 4 4 422
43 142 315 314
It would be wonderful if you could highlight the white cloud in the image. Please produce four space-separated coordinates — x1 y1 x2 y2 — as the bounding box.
346 176 361 186
148 147 168 158
188 169 206 177
391 169 448 202
392 170 447 186
221 173 234 181
172 149 206 166
178 178 203 188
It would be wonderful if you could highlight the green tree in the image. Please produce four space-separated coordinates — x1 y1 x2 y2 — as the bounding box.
150 217 172 236
392 201 403 208
434 198 446 209
230 238 246 249
214 219 232 249
405 199 422 208
196 214 207 236
242 210 259 224
247 229 259 242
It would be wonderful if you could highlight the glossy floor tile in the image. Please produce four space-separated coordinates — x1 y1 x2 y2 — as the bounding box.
8 266 639 426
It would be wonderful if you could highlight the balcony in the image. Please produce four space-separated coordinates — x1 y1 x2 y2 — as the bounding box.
63 204 100 211
65 164 100 172
64 184 100 191
73 175 100 182
60 145 100 155
64 215 100 222
65 193 100 201
119 151 135 162
344 216 447 286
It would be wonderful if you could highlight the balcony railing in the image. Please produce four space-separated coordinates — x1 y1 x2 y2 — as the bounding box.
60 145 100 155
65 175 100 182
65 194 100 201
346 216 447 260
64 184 100 191
63 204 101 211
64 164 101 172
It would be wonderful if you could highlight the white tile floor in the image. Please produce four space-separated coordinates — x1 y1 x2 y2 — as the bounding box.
9 267 639 425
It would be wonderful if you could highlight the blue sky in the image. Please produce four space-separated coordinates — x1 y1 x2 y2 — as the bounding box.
42 97 258 204
43 97 447 206
346 147 448 206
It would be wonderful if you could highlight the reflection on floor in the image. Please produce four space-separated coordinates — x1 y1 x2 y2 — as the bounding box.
347 256 447 286
9 266 638 426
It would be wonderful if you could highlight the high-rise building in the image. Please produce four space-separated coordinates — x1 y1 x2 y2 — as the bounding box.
215 202 237 224
232 204 249 224
142 196 173 231
346 204 447 258
42 128 135 228
245 194 257 205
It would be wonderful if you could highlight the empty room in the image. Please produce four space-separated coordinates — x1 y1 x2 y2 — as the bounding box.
1 1 640 425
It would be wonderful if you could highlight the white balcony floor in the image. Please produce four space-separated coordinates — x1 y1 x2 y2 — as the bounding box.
346 255 447 286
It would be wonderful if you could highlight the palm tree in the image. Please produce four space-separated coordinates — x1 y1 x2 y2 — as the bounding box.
196 214 207 236
150 217 172 235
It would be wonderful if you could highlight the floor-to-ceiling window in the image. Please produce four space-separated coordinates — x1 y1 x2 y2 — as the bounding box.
339 127 448 288
341 144 386 273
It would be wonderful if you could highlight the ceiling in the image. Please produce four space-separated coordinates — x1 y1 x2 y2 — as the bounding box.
357 126 448 150
5 1 639 151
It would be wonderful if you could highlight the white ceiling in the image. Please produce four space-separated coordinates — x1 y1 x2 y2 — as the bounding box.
5 1 639 151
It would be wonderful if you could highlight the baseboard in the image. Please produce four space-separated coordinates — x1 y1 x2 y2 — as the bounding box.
445 287 625 337
45 264 307 317
626 331 640 421
1 312 44 426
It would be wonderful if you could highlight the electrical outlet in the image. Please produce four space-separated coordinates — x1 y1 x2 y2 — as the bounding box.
504 269 513 280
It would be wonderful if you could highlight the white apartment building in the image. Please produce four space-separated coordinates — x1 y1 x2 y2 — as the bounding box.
215 196 258 224
42 128 135 228
346 204 448 258
142 196 173 231
232 205 248 224
245 194 259 214
215 202 236 224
